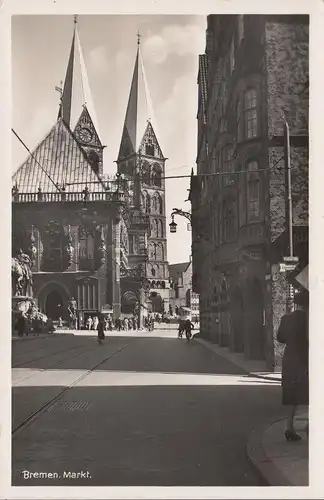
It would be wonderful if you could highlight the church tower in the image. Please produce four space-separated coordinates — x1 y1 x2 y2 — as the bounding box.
58 16 105 177
117 35 170 313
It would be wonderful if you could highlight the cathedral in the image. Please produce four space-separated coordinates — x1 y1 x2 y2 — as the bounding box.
12 19 170 326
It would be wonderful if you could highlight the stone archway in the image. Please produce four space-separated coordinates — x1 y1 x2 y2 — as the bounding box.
37 281 70 321
121 290 138 315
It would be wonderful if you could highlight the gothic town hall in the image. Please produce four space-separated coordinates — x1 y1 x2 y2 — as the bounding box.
12 20 170 325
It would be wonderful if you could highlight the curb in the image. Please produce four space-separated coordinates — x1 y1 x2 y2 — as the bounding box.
245 417 291 486
193 335 282 382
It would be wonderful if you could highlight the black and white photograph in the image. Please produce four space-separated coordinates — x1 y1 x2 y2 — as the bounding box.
8 6 314 494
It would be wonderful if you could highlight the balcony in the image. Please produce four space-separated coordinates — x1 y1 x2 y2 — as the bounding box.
12 190 125 204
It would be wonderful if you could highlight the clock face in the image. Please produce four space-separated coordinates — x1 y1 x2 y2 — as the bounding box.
78 127 93 143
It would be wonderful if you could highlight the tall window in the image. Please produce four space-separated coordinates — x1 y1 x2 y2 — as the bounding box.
244 88 258 139
222 144 234 186
247 160 260 221
156 243 164 261
151 220 158 238
149 242 156 260
156 220 163 238
152 164 162 187
141 191 150 213
142 162 150 185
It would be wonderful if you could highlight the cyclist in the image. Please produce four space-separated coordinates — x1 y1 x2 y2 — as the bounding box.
184 319 195 342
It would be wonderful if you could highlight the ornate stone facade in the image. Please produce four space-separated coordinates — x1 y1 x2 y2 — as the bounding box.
191 15 308 369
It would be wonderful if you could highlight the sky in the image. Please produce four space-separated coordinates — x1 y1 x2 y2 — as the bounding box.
12 15 207 264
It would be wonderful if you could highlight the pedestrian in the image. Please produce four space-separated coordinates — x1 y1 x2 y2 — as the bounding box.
97 315 105 345
86 316 93 330
93 316 99 331
277 290 309 441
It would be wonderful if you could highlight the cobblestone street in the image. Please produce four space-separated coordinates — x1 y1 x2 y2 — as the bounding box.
12 331 283 486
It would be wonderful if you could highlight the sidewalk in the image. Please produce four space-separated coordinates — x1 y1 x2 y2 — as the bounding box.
194 336 281 381
194 335 308 486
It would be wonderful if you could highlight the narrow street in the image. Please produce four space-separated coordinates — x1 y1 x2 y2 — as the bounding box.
12 331 283 486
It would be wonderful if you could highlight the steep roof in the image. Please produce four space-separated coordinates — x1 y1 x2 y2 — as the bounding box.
118 42 163 159
12 118 105 193
169 262 191 282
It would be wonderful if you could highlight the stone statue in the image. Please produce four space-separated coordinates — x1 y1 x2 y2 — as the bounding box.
12 249 33 296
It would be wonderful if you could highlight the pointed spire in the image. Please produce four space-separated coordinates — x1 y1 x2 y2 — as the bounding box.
57 16 100 135
58 19 76 126
118 34 163 160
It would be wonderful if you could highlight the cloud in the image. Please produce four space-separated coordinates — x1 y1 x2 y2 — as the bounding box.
142 24 205 65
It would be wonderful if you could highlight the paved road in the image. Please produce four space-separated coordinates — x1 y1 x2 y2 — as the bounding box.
12 330 283 486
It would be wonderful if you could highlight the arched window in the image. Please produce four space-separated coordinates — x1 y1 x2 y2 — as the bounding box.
152 164 162 188
142 161 150 185
243 88 258 139
149 242 156 260
246 160 260 221
151 219 158 238
156 242 164 261
141 191 150 213
156 219 163 238
157 193 163 214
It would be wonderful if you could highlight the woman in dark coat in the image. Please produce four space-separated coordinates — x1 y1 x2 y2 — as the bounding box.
97 316 105 345
277 291 309 441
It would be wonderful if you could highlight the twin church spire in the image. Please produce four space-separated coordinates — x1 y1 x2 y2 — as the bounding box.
58 17 163 166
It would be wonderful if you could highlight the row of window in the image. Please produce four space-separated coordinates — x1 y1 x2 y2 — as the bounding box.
150 219 164 238
141 161 163 188
149 241 165 261
147 263 166 279
141 191 164 215
213 160 261 244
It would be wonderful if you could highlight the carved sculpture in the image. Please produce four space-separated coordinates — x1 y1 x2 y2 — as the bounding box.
12 249 33 296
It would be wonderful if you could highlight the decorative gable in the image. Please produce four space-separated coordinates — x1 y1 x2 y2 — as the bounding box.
74 106 102 148
138 122 164 159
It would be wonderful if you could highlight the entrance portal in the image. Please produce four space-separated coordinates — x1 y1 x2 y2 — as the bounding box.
45 290 64 321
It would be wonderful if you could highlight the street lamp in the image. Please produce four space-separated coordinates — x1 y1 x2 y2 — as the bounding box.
169 208 191 234
169 215 177 233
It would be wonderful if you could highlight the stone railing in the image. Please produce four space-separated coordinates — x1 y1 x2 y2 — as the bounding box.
12 191 125 204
